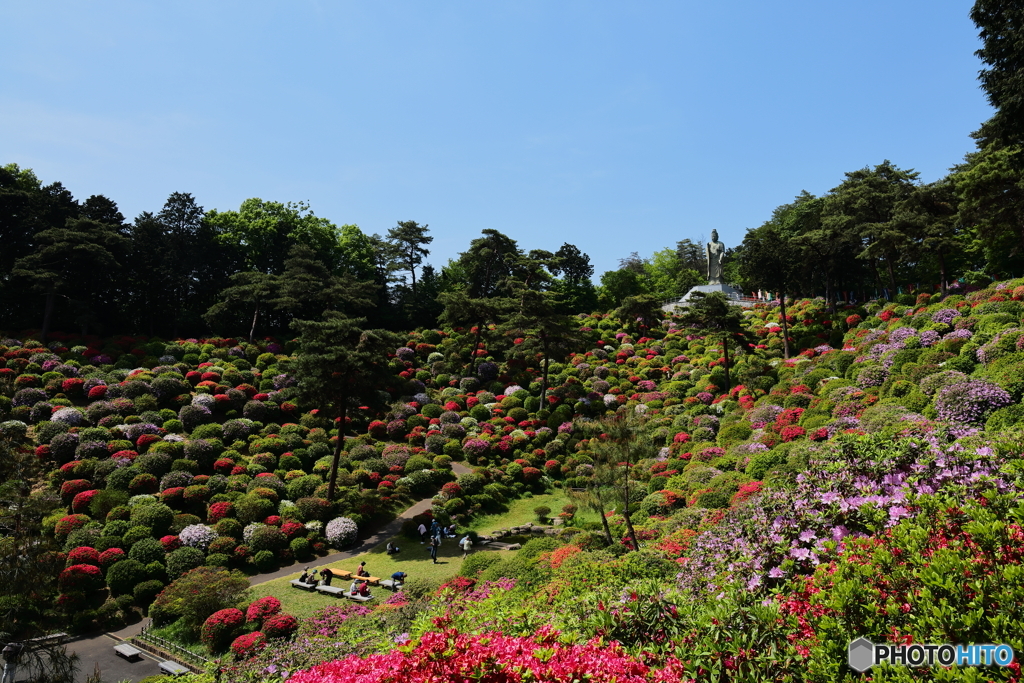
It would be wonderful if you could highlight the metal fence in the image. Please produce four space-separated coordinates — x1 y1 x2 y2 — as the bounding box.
134 625 210 669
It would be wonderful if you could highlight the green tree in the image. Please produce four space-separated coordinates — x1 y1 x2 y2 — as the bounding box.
291 313 401 500
0 420 64 639
892 179 965 293
598 268 647 309
740 223 797 358
500 271 580 406
11 216 128 340
821 161 920 294
675 291 749 392
971 0 1024 151
208 198 342 275
955 144 1024 273
273 243 374 323
202 271 278 342
386 220 433 301
577 411 658 551
550 243 599 314
614 295 660 336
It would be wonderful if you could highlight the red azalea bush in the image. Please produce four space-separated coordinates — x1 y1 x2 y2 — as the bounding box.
67 546 101 566
245 596 282 624
59 564 103 592
160 535 182 551
98 548 125 568
263 613 299 639
208 501 234 523
231 631 266 659
213 458 235 475
201 608 245 651
71 489 100 513
287 628 671 683
54 514 91 537
60 479 93 504
281 521 305 539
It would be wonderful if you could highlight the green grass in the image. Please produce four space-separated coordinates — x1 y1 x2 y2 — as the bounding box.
252 489 578 619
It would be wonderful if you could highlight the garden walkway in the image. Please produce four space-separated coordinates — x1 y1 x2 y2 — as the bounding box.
70 461 472 681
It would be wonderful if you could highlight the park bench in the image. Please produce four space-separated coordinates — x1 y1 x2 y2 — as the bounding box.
379 578 402 592
344 592 374 602
290 579 317 590
348 573 380 585
319 568 353 580
316 585 345 597
158 660 189 676
112 643 142 661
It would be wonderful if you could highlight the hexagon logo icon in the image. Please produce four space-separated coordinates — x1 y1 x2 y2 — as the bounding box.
848 638 875 672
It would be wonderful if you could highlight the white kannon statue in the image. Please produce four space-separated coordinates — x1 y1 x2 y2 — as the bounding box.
706 229 725 285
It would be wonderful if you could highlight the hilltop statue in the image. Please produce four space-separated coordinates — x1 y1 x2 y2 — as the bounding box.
706 229 725 285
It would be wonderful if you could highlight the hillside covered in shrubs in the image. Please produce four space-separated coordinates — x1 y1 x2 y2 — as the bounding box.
2 278 1024 680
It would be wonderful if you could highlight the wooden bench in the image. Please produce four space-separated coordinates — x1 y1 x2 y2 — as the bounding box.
316 585 345 596
350 574 380 585
290 580 317 590
158 661 189 676
319 568 352 581
113 643 142 661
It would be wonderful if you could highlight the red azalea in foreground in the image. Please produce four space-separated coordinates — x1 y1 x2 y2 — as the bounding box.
287 628 693 683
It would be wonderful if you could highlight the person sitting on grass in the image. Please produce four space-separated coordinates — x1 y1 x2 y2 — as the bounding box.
387 541 400 555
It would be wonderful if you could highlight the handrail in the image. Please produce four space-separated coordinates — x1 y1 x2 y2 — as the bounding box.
135 625 210 667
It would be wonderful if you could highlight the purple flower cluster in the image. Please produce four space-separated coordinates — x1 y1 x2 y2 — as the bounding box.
325 517 358 548
934 380 1012 425
931 308 961 325
676 433 1012 599
855 365 888 388
178 523 217 550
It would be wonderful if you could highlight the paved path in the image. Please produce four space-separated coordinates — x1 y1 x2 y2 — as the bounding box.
70 462 474 681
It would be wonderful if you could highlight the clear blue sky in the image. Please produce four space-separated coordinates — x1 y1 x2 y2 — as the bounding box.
2 1 992 279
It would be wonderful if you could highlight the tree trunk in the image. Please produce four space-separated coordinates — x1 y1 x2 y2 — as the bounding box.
721 332 731 393
885 253 898 292
40 291 56 344
249 304 260 344
779 296 791 359
540 335 550 407
597 493 613 546
327 398 347 501
620 442 639 551
937 250 948 295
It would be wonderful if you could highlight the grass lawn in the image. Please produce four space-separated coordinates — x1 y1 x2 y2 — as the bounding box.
252 489 579 619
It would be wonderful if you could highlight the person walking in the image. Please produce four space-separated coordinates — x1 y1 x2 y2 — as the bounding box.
417 523 427 544
460 535 473 559
428 536 439 564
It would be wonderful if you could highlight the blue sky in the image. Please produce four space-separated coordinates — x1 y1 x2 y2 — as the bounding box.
2 1 992 279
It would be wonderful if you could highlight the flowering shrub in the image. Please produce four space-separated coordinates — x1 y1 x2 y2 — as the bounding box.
67 546 101 566
325 517 358 548
59 564 103 592
231 631 267 659
246 595 282 625
934 379 1012 425
263 613 299 639
54 514 90 537
201 608 245 651
98 548 125 568
179 524 217 550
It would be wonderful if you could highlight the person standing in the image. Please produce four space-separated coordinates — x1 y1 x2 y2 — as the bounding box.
321 567 334 586
428 536 439 564
2 642 23 683
460 535 473 559
417 523 427 544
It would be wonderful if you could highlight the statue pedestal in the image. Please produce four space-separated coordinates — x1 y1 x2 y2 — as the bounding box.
662 283 755 313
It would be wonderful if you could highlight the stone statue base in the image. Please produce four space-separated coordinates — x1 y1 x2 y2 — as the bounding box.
661 283 756 313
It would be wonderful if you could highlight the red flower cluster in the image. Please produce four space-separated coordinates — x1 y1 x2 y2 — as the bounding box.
59 564 103 592
201 608 245 648
230 631 266 659
263 613 299 639
246 596 282 624
98 548 125 568
71 489 99 513
67 546 101 566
